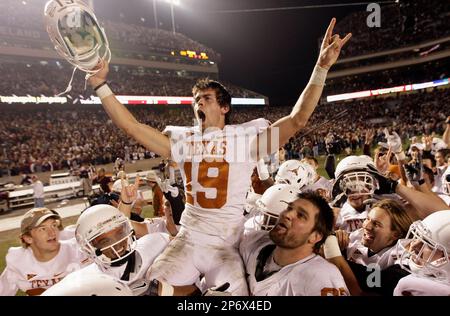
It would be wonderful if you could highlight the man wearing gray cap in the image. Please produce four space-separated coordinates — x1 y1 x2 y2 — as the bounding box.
0 208 89 295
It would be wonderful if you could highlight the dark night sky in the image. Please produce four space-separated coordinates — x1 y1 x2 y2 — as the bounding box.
93 0 373 105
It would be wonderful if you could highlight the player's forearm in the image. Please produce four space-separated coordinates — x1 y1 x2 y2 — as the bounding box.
327 257 363 296
100 94 140 131
289 69 326 128
395 184 448 219
443 122 450 146
99 94 171 157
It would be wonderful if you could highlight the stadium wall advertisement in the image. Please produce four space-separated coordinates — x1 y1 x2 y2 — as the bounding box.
326 78 449 102
0 95 267 106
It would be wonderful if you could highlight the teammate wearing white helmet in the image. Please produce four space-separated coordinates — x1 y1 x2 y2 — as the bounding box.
275 160 316 191
244 184 300 235
240 191 349 296
395 210 450 295
332 155 380 233
72 204 170 296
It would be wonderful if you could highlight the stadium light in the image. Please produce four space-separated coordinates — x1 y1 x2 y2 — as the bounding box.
159 0 180 34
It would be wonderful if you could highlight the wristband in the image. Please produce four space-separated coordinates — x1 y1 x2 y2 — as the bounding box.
93 81 107 91
96 84 114 100
160 281 174 296
309 65 328 86
323 235 342 259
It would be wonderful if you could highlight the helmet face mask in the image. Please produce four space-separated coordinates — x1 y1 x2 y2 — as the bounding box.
45 0 111 73
332 155 381 201
76 205 137 268
398 219 450 283
340 171 378 197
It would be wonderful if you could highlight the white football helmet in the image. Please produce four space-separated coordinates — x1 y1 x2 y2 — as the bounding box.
441 167 450 195
333 155 380 198
75 205 137 268
44 0 111 72
112 179 129 193
42 273 133 296
254 184 299 230
398 210 450 284
275 160 316 191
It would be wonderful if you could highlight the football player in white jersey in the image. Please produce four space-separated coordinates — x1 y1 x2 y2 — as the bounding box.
395 210 450 296
323 199 413 295
332 155 381 233
240 191 349 296
88 18 351 295
70 204 179 296
0 208 89 296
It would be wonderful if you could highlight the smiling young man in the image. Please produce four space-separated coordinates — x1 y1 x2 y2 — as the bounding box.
88 18 351 295
0 208 89 296
324 199 413 295
240 191 349 296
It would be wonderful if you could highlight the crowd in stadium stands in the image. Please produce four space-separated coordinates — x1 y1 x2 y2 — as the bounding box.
1 87 448 177
325 58 449 95
334 0 449 58
0 61 261 98
0 0 220 62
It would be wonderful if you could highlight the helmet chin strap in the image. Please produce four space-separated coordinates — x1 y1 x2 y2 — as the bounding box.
110 251 132 267
56 66 78 97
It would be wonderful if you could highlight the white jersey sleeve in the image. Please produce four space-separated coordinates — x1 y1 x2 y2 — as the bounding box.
394 274 450 296
163 119 270 243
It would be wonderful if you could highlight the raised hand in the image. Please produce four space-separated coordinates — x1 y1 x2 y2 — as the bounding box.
423 135 433 151
317 18 352 70
120 174 139 205
87 58 110 88
381 128 403 153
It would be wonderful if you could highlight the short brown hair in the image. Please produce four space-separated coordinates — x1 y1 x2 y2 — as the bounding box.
192 78 232 124
298 191 334 250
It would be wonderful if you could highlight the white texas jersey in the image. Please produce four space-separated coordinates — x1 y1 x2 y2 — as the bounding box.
65 233 170 296
394 274 450 296
240 231 349 296
164 119 270 243
335 202 368 233
0 238 89 296
346 228 400 270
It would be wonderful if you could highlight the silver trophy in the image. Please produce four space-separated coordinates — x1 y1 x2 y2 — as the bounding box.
44 0 111 95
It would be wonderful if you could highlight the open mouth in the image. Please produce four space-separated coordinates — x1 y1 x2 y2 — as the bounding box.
197 110 206 122
363 230 374 242
47 238 57 243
